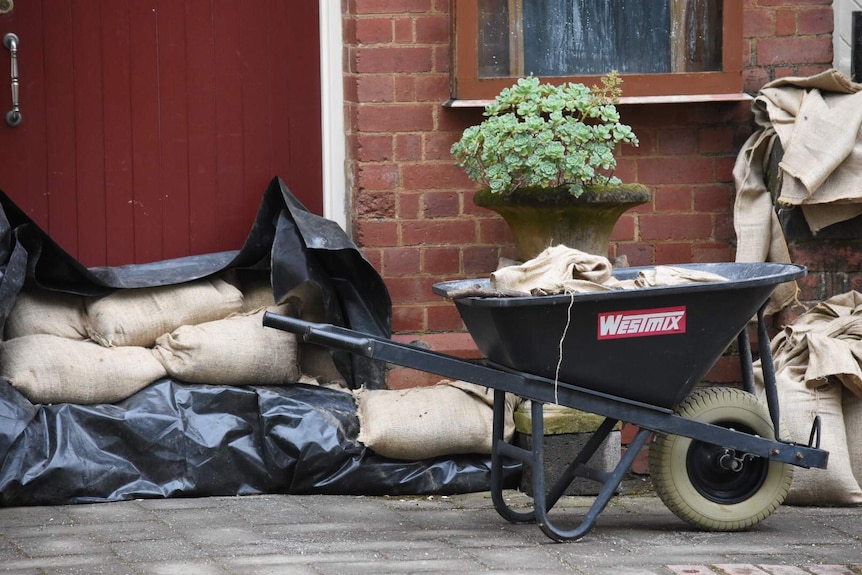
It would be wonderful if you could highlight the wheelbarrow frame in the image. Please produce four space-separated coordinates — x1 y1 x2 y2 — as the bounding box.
262 304 828 542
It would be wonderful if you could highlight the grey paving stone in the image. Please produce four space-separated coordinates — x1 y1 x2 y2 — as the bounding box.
473 546 579 571
9 534 109 558
109 538 207 563
61 501 155 523
0 506 75 527
0 555 124 573
314 558 486 574
128 561 231 575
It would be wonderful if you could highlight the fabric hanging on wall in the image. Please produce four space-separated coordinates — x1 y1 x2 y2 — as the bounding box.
733 69 862 314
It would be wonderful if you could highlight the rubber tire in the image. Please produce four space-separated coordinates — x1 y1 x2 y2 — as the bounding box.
649 387 793 531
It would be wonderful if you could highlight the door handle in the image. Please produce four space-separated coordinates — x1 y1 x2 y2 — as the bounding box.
3 32 20 127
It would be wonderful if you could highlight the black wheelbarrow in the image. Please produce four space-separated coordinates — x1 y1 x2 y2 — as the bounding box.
263 262 828 542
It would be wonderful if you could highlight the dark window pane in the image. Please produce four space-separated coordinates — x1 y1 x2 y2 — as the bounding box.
523 0 671 75
676 0 722 72
478 0 511 77
476 0 723 79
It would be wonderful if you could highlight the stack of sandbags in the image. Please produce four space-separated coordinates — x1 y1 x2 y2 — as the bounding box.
0 280 192 404
1 276 305 405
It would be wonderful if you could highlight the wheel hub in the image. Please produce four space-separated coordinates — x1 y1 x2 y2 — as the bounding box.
686 425 769 505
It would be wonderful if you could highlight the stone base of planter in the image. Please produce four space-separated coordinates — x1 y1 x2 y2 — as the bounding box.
514 402 622 497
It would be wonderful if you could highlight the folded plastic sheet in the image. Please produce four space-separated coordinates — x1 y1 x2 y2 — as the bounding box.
0 380 517 505
0 178 518 505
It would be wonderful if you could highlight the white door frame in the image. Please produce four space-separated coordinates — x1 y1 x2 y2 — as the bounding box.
319 2 348 231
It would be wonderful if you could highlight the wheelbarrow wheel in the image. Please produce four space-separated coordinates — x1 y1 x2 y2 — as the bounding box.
649 387 793 531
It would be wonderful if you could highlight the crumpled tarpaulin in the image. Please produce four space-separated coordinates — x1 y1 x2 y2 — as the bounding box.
733 69 862 314
0 177 518 506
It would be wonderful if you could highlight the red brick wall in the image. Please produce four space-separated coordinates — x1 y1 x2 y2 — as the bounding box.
343 0 834 389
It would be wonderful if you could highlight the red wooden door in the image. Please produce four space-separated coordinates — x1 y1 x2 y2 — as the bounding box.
0 1 322 267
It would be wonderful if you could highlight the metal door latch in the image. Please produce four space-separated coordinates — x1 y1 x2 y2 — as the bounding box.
3 32 20 127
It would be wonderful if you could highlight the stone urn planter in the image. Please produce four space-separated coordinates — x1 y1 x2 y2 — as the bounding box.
473 184 652 261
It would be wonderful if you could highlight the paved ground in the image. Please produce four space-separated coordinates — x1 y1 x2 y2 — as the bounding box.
0 487 860 575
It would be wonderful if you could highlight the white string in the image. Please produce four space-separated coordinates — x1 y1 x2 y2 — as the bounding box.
553 290 576 405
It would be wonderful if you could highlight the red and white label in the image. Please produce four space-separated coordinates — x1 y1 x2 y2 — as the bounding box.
597 306 686 340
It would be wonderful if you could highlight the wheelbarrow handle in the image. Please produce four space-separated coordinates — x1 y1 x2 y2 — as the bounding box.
262 311 374 357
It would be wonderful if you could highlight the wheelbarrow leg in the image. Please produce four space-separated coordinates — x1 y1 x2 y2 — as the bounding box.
490 390 653 541
491 390 536 524
737 326 756 395
533 424 651 542
755 304 783 440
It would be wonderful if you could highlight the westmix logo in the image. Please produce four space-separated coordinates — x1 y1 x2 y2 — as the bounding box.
597 306 686 340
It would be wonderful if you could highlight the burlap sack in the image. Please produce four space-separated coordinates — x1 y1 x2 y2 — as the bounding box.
843 386 862 488
4 289 89 340
85 278 244 347
757 372 862 505
152 305 300 385
284 280 346 386
634 266 726 287
0 334 167 404
491 245 615 295
239 278 276 313
354 380 520 460
750 291 862 504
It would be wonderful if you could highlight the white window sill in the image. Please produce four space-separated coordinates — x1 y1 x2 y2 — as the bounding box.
442 92 753 108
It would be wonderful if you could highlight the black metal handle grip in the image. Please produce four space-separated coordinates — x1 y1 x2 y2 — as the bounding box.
262 312 374 356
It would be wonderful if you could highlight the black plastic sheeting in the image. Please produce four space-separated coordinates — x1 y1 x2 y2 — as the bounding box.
0 177 518 506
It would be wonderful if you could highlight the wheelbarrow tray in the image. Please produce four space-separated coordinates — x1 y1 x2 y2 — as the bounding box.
433 262 805 409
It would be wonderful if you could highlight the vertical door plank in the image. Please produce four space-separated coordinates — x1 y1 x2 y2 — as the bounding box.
283 1 322 215
212 0 246 251
239 0 272 228
185 0 219 255
157 0 191 260
101 2 136 266
129 0 163 263
42 1 78 256
268 0 291 197
72 0 107 265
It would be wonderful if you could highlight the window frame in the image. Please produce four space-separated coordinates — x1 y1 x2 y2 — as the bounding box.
449 0 744 101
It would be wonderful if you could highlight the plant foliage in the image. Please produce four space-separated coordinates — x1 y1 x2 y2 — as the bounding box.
451 73 638 196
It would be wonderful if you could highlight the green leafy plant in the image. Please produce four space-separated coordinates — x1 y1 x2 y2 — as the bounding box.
451 73 638 196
